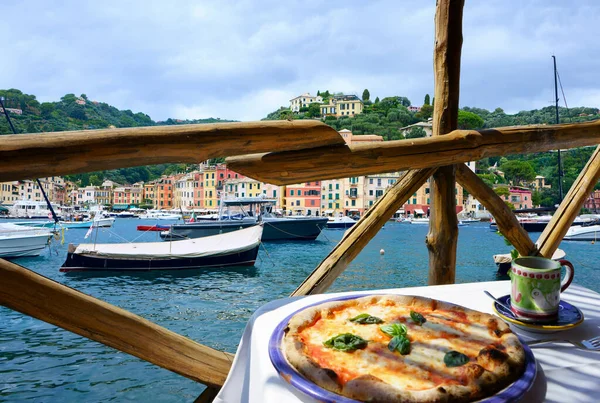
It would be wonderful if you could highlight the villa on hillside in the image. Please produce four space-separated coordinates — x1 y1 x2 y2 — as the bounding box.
320 94 364 117
289 93 323 112
398 121 433 137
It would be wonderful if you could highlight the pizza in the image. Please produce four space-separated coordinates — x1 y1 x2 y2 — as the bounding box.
282 295 526 402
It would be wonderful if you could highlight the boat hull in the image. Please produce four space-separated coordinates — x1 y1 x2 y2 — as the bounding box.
326 221 356 229
0 233 51 258
168 218 327 241
60 244 260 272
564 225 600 241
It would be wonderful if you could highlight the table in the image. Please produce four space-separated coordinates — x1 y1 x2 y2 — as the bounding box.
215 281 600 403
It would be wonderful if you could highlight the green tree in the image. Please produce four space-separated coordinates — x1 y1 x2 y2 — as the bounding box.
532 190 542 206
417 104 433 120
362 89 370 101
457 110 484 129
89 174 103 186
40 102 55 118
306 102 322 118
424 94 431 105
501 160 536 186
494 186 510 197
405 126 427 139
374 97 380 103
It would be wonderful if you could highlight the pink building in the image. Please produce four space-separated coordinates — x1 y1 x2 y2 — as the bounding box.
285 182 321 216
193 172 205 208
585 190 600 211
500 186 533 210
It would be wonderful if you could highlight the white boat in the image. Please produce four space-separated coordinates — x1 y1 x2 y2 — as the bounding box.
9 200 62 219
459 218 481 223
564 224 600 241
409 218 430 224
61 225 263 272
326 215 357 229
0 223 53 258
138 210 183 220
13 215 115 229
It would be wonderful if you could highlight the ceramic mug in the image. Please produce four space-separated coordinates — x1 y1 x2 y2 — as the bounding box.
509 256 575 323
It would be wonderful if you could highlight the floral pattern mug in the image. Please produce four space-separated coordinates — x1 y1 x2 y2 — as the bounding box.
509 256 574 323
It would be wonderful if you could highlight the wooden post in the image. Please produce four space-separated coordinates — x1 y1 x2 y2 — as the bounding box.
426 0 464 285
0 259 233 388
291 168 436 296
455 164 538 256
537 145 600 257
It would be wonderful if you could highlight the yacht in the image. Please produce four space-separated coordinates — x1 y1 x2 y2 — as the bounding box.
163 198 327 241
138 210 183 220
326 215 357 229
9 200 62 219
0 223 53 258
564 221 600 241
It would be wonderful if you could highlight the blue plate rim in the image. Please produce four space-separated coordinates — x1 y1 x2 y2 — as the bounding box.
493 294 584 330
268 293 537 403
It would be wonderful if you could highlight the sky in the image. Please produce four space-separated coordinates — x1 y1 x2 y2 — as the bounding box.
2 0 600 122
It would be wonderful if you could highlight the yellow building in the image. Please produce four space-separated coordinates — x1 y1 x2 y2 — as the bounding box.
320 179 344 216
342 176 365 216
320 94 364 118
0 181 19 205
203 166 217 209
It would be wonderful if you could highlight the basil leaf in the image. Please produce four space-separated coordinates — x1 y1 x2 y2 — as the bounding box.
379 323 407 337
323 333 368 352
388 335 411 355
349 313 384 324
444 351 470 367
410 311 426 325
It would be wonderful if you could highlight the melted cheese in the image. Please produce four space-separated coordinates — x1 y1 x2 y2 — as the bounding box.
298 299 502 391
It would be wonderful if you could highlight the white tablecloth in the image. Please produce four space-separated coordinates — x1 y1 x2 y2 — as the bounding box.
215 281 600 403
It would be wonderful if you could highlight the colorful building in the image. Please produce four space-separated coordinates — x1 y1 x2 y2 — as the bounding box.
290 93 323 112
320 94 364 118
343 176 365 216
284 182 321 216
320 179 344 216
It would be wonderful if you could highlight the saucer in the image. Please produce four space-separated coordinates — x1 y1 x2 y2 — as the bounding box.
492 295 584 334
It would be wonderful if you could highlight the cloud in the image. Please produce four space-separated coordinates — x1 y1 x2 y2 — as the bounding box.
1 0 599 121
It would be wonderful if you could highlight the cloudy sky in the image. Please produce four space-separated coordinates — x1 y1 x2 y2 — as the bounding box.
2 1 599 121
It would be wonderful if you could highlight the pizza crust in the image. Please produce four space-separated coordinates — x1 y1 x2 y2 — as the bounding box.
283 295 526 403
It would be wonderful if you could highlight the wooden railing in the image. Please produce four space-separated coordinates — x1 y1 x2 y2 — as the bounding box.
1 0 600 400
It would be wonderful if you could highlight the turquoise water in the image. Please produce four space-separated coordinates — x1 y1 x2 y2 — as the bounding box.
1 219 599 401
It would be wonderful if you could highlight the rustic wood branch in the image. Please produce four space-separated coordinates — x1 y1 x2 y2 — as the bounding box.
194 387 220 403
0 120 343 182
225 120 600 185
537 145 600 257
425 0 464 285
0 259 234 388
455 164 538 256
291 168 436 296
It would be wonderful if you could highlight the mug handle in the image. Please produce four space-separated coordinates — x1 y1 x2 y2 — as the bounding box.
559 259 575 292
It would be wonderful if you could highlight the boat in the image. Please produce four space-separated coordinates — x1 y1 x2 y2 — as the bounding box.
564 222 600 241
13 215 115 229
138 210 182 220
60 225 263 272
9 200 63 219
409 217 430 225
458 221 468 227
326 215 357 229
490 214 600 232
0 223 53 258
137 224 171 232
460 218 481 223
164 198 328 241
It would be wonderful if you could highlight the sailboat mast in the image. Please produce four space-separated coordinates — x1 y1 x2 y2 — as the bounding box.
552 55 564 201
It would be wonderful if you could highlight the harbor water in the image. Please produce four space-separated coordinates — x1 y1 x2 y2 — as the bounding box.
1 219 599 401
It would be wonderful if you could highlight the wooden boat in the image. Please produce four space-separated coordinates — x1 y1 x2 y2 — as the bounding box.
60 225 263 272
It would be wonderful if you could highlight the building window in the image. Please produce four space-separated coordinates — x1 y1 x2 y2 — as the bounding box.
413 198 417 204
351 200 356 206
369 190 373 196
296 200 300 206
290 189 294 196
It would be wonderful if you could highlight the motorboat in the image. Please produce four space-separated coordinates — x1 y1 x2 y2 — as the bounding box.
138 210 183 220
459 218 481 223
0 223 53 258
60 225 263 272
163 198 328 241
409 217 430 225
491 214 600 232
13 215 115 229
564 222 600 241
9 200 63 219
137 224 171 232
326 215 357 229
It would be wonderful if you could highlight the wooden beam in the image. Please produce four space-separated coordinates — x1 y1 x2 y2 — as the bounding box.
194 387 220 403
0 259 233 388
537 145 600 257
0 120 343 182
426 0 464 285
225 120 600 185
291 168 436 296
455 164 538 256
